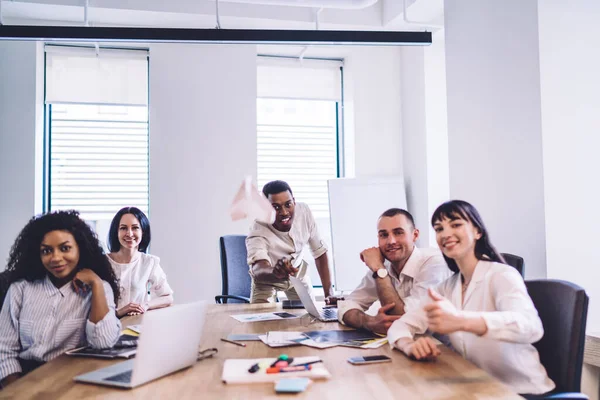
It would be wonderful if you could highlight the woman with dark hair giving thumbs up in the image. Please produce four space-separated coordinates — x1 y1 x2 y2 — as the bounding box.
387 200 554 397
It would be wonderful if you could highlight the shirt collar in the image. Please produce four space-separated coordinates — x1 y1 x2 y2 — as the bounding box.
399 246 421 279
470 259 490 284
43 274 71 298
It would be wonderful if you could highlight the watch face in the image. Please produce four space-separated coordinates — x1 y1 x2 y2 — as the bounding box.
377 269 388 278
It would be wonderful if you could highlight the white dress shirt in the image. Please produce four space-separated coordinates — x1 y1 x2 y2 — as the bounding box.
338 247 450 322
0 276 121 380
246 202 327 275
387 260 555 395
107 252 173 310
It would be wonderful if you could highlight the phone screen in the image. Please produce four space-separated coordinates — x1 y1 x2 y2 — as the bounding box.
348 355 392 364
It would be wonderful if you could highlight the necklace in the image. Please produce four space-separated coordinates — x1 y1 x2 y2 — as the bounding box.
461 275 471 293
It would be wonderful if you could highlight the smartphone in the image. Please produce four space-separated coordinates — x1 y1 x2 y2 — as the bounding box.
347 355 392 365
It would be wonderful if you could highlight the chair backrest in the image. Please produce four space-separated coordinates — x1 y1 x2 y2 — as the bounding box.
0 270 11 310
525 279 588 393
219 235 251 303
500 252 525 277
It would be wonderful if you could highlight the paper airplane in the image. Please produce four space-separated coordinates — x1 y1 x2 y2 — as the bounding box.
230 176 275 224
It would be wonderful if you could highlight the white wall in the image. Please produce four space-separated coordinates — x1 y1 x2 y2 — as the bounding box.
424 29 450 244
344 47 403 180
0 41 44 267
400 29 450 247
538 0 600 331
537 2 600 397
148 44 257 304
400 45 429 242
444 0 547 279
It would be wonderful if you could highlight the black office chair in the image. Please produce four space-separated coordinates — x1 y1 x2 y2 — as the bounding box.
501 252 525 277
0 270 11 310
526 280 589 400
215 235 251 304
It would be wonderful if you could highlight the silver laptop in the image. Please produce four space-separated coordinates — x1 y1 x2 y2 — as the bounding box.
289 276 338 322
74 301 206 389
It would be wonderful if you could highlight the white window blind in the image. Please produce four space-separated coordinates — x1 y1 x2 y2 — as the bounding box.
48 104 149 221
257 58 342 101
256 58 342 288
45 46 149 222
257 98 338 219
45 46 148 106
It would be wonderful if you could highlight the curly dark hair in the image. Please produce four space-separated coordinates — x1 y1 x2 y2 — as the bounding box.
5 210 120 303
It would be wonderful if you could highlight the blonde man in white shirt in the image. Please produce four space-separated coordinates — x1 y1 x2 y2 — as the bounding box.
388 200 554 397
246 180 340 304
339 208 449 334
107 207 173 317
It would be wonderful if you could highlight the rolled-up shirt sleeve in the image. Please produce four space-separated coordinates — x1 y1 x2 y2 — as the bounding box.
387 307 428 350
0 283 24 380
479 268 544 344
85 282 121 349
305 206 327 259
150 257 174 298
338 273 379 324
387 279 452 350
246 224 271 267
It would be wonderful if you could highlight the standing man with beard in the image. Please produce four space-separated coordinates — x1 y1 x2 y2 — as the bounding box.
338 208 450 334
246 180 339 304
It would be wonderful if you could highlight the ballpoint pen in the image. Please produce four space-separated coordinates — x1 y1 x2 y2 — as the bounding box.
221 338 246 347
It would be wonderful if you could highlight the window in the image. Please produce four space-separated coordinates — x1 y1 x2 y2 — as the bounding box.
47 104 149 220
256 58 343 288
256 98 338 219
44 45 149 244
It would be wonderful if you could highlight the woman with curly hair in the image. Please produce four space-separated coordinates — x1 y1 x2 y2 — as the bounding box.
0 210 121 388
107 207 173 317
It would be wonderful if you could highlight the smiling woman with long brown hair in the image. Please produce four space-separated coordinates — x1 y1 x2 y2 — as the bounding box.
0 210 121 388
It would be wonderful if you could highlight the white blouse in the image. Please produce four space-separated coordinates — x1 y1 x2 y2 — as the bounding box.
107 252 174 310
387 260 555 395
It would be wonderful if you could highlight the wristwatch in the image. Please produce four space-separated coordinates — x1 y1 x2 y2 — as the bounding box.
372 268 388 279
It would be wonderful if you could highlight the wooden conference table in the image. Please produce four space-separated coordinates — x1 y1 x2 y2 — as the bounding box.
0 303 520 399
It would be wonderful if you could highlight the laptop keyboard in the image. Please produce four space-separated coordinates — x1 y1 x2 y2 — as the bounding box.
104 370 133 383
320 308 337 319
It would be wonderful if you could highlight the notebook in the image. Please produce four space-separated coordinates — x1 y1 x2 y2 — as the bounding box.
66 334 139 359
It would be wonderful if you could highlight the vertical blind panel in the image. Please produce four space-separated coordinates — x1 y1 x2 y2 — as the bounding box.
45 47 148 105
257 64 341 101
257 98 338 219
50 104 149 221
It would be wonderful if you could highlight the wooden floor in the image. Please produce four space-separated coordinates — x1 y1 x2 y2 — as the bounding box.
0 303 521 399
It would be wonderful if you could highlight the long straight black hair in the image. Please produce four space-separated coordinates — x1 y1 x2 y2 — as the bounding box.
431 200 505 274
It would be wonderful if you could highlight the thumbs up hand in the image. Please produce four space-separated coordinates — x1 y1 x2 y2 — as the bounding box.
423 288 465 335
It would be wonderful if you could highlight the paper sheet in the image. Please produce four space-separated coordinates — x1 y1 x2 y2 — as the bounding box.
231 312 301 323
229 176 275 224
259 335 301 348
266 331 306 345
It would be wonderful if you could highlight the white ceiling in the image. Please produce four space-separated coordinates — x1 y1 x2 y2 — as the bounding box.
0 0 444 31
